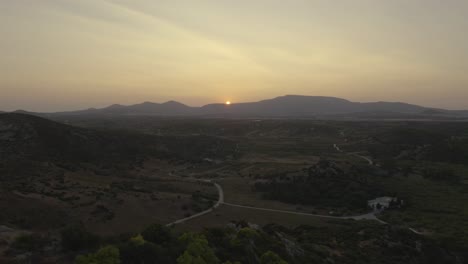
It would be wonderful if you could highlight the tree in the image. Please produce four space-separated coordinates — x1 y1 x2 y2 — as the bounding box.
260 251 288 264
177 234 219 264
75 245 120 264
141 224 173 245
119 241 169 264
129 234 145 246
230 227 260 249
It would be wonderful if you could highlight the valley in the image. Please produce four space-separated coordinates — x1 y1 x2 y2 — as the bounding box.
1 113 468 263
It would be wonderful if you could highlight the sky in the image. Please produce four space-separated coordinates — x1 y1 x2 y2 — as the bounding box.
1 0 468 112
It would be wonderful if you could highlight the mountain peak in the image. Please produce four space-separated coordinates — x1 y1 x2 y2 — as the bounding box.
105 104 124 109
140 101 158 106
162 100 186 106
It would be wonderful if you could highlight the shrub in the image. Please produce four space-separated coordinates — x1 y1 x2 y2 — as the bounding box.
141 224 173 245
260 251 288 264
61 224 99 251
75 245 120 264
11 233 46 252
177 234 219 264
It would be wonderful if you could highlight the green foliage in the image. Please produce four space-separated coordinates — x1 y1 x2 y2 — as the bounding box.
260 251 288 264
11 233 47 252
119 240 169 264
120 225 181 264
255 160 381 210
230 227 260 249
129 234 145 246
177 234 219 264
75 245 120 264
61 224 99 251
237 228 260 241
79 221 464 264
141 224 173 245
422 166 460 183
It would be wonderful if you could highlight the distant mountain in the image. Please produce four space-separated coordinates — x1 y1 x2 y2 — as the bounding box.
50 100 195 116
199 96 432 117
12 95 468 119
11 109 38 115
200 96 357 116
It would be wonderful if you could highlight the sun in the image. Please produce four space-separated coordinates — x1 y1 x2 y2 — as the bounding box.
225 101 231 105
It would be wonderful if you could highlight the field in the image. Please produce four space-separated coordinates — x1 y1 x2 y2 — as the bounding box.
53 117 468 226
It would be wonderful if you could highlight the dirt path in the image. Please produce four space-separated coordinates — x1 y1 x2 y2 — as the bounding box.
166 180 224 227
334 143 373 165
222 202 385 223
350 153 374 165
166 178 384 226
334 143 427 235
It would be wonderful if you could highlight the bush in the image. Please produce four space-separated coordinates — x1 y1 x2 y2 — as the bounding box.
260 251 288 264
141 224 173 245
61 224 99 251
422 167 460 183
11 233 47 252
177 234 219 264
75 245 120 264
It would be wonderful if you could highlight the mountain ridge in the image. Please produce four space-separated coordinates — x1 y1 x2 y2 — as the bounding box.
7 95 468 119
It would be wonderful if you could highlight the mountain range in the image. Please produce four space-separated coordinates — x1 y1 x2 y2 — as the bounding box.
6 95 468 119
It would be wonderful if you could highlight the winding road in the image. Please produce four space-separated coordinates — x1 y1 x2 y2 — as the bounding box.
166 178 386 227
166 142 423 230
166 180 224 227
333 143 426 235
334 144 373 165
167 143 424 236
222 202 386 223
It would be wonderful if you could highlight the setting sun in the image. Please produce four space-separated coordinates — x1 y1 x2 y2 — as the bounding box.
225 101 231 105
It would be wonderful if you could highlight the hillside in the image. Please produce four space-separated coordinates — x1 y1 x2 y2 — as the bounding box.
0 113 158 176
0 113 236 180
0 113 236 240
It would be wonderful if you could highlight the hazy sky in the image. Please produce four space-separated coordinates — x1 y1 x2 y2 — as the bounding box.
1 0 468 111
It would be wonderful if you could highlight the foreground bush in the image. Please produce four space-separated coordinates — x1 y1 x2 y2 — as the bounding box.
75 245 120 264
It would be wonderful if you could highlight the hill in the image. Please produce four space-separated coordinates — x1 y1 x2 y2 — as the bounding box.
52 101 195 116
27 95 468 119
0 113 236 180
0 114 162 187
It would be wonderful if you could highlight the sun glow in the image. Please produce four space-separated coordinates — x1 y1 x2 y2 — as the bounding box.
225 101 231 105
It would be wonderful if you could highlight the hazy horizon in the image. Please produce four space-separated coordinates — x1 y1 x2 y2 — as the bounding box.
3 94 468 113
2 0 468 112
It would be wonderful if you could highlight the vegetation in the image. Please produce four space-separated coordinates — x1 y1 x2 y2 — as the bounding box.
260 251 288 264
177 233 219 264
69 222 468 263
254 160 383 210
75 245 121 264
2 114 468 263
61 224 100 251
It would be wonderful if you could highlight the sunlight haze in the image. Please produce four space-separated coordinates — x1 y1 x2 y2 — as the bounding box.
1 0 468 111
